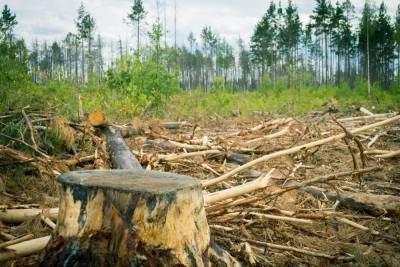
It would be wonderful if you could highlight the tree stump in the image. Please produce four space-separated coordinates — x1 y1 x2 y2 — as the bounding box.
40 169 210 267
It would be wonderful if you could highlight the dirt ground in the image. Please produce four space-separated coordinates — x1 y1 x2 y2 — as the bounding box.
1 111 399 266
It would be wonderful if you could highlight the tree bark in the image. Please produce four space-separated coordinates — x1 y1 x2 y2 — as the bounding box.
40 169 210 267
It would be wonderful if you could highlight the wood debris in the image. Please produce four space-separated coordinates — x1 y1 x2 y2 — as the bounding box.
0 109 399 266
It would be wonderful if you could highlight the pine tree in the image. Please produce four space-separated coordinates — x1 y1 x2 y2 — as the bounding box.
75 3 95 82
200 26 217 90
394 4 400 86
375 2 395 89
250 1 277 80
238 38 250 90
311 0 332 86
280 0 302 88
0 5 17 43
359 0 376 94
127 0 146 51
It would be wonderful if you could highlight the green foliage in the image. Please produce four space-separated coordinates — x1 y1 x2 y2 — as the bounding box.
166 82 400 119
106 23 180 115
127 0 146 23
0 5 29 93
210 76 226 92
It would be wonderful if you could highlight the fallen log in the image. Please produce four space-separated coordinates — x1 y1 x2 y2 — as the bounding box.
102 126 142 169
40 169 210 266
202 114 400 187
119 126 144 138
226 152 251 164
160 121 190 129
337 112 396 122
329 191 400 216
0 208 59 223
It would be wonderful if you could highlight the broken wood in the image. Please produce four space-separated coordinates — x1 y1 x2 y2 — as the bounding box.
330 191 400 216
0 234 34 249
0 208 58 223
204 170 274 205
158 149 222 162
160 121 190 129
375 150 400 159
22 109 38 150
214 231 353 260
0 236 50 262
359 107 374 116
206 166 381 212
337 112 396 122
249 212 314 224
202 115 400 187
244 121 294 146
41 169 210 266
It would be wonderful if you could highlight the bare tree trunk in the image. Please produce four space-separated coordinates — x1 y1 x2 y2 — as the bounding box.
367 22 371 96
81 38 85 83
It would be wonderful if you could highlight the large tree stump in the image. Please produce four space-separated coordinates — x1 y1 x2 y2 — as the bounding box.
40 169 210 267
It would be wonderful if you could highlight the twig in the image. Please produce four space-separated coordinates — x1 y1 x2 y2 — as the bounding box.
206 167 381 212
335 217 379 235
244 121 293 146
0 234 34 249
40 215 56 230
158 149 222 162
213 231 353 260
0 133 49 159
0 232 16 241
249 212 314 224
21 109 38 150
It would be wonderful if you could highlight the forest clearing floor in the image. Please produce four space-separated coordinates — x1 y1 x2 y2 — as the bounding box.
0 109 399 266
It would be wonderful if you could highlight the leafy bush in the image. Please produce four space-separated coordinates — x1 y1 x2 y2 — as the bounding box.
106 23 180 115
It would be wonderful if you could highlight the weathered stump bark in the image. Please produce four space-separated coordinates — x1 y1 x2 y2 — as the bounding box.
40 169 210 267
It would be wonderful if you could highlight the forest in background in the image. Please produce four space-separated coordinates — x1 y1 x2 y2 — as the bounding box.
1 0 400 119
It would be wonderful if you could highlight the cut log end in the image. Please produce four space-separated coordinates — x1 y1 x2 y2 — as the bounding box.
40 169 210 267
87 111 107 127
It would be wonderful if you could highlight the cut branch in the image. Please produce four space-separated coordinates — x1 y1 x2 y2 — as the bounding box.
204 170 274 206
202 115 399 187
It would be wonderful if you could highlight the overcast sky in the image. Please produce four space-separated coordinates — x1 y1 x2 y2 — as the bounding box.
3 0 399 49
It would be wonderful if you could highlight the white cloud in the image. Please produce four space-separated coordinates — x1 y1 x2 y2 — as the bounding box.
3 0 399 50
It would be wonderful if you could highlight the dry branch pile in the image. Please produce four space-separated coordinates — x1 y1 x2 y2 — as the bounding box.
0 108 399 266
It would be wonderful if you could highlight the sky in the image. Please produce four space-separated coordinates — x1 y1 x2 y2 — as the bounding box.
2 0 399 50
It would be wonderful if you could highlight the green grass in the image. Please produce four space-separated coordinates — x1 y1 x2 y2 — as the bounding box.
1 79 399 122
166 84 400 119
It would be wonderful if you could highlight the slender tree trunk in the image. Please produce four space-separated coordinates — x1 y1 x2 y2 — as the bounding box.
398 46 400 88
75 41 78 83
88 37 93 78
81 39 85 83
367 22 371 96
337 50 341 86
325 32 328 86
137 20 140 51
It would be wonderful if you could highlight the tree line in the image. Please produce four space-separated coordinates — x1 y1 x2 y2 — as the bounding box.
1 0 400 92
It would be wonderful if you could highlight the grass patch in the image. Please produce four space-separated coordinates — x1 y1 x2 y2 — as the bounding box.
166 85 400 119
